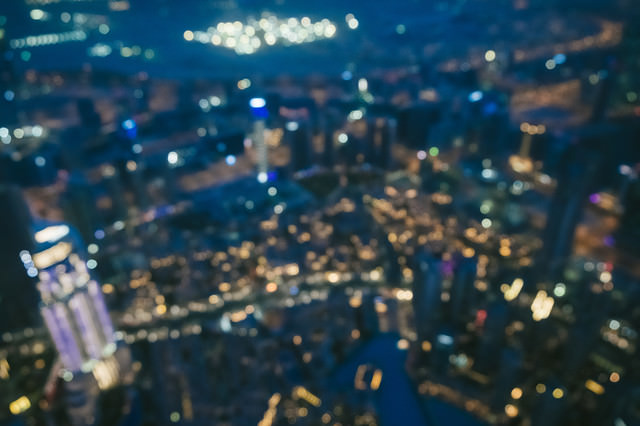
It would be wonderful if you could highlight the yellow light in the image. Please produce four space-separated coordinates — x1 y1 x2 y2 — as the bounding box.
397 339 409 350
293 335 302 345
351 329 360 339
421 341 432 352
35 359 45 369
183 30 194 41
294 386 321 407
349 296 362 308
327 272 340 283
156 304 167 315
370 369 383 390
219 282 231 292
0 358 10 379
354 365 367 390
511 387 523 399
102 283 114 294
536 383 546 394
552 388 564 399
9 396 31 415
504 404 518 418
462 247 475 258
585 379 605 395
33 241 72 269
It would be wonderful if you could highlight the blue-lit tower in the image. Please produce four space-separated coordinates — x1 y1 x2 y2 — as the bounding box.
21 222 130 403
250 97 269 183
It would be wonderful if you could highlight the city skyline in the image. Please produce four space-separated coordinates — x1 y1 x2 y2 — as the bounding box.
0 1 639 425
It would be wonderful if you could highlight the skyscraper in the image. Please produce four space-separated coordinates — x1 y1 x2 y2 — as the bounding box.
411 252 443 340
21 222 130 424
250 98 269 182
538 137 602 279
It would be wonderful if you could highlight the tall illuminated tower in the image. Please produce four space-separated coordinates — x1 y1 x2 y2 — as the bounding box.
21 222 130 404
250 97 269 183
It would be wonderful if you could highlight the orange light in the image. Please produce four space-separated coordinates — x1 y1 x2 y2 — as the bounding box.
265 282 278 293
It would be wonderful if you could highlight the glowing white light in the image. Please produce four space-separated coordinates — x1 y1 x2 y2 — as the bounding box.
167 151 178 165
225 155 236 166
198 99 210 111
553 283 566 297
35 225 70 243
34 156 46 167
87 244 99 254
481 218 492 228
338 133 348 144
86 259 98 270
417 150 427 160
249 97 266 108
257 172 268 183
358 78 368 92
348 110 363 121
347 18 359 29
30 9 45 20
285 121 299 131
484 49 496 62
437 334 454 345
468 91 483 102
267 186 277 196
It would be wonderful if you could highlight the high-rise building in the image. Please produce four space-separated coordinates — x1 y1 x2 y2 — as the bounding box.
285 121 312 172
21 222 130 424
250 98 269 182
411 252 443 340
538 137 602 279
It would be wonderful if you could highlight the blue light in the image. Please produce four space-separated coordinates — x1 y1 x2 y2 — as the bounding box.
553 53 566 65
225 154 236 165
122 119 136 130
341 70 353 80
4 90 15 101
249 97 268 119
483 102 498 116
94 229 105 240
121 119 137 139
468 91 483 102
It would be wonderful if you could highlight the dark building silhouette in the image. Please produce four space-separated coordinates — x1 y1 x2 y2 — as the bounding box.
0 185 39 333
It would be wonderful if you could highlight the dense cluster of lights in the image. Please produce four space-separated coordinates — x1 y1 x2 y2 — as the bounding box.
183 14 337 55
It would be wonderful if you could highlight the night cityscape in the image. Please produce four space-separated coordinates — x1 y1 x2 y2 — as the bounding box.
0 0 639 425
